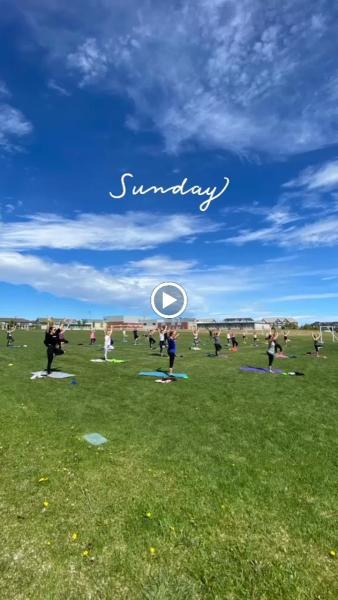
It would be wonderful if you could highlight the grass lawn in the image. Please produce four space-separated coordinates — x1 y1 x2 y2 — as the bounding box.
0 329 338 599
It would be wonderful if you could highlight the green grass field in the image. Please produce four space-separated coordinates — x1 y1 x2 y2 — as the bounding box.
0 329 337 599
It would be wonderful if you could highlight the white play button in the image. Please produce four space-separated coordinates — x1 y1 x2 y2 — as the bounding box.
162 291 177 310
151 282 188 319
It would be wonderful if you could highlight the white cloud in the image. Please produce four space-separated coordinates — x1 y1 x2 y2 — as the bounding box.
12 0 338 156
67 38 108 86
0 251 258 309
0 212 218 251
0 103 33 150
225 217 338 248
284 159 338 191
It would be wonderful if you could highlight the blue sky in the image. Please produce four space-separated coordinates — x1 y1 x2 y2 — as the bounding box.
0 0 338 322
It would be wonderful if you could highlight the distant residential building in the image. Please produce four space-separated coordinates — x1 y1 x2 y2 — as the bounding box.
197 317 255 330
0 317 33 330
312 321 338 328
262 317 298 328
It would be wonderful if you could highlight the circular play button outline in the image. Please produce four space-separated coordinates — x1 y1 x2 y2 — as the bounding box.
151 282 188 319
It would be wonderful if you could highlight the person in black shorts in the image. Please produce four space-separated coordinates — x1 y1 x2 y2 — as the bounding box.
133 329 139 345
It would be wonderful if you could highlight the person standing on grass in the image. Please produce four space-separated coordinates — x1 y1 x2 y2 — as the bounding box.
192 328 200 347
148 329 157 350
44 325 63 374
267 335 276 372
283 330 290 346
242 330 247 344
104 326 114 360
57 322 69 345
213 328 222 357
159 327 165 356
226 331 231 346
164 325 169 348
312 332 322 357
230 331 239 349
133 328 139 345
90 328 96 344
122 329 128 343
267 328 282 354
253 332 258 345
6 324 16 347
168 330 179 375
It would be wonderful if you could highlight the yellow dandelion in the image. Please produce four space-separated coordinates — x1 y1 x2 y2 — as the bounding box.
146 512 152 518
43 500 49 508
38 476 49 483
82 549 89 557
329 549 336 557
149 546 156 555
71 532 78 541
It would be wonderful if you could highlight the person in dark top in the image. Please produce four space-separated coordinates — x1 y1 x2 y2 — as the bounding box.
230 331 239 348
147 329 156 349
44 325 64 374
133 329 139 345
168 330 179 375
213 329 222 356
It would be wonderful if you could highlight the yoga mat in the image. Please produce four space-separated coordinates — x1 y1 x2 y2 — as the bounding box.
139 371 189 379
91 358 126 363
31 370 75 380
107 359 126 364
240 366 284 374
83 433 107 446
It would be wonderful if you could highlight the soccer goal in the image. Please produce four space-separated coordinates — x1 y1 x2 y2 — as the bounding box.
319 325 338 343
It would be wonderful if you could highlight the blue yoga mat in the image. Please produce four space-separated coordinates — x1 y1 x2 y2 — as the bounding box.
240 366 284 374
139 371 189 379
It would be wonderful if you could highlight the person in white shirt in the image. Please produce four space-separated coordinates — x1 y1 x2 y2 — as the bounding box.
159 327 165 356
104 327 114 360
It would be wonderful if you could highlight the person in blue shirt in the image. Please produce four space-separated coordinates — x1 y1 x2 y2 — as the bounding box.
168 329 179 375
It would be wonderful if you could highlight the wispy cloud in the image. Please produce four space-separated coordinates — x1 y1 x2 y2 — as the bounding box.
47 79 71 96
14 0 338 156
271 293 338 302
0 212 218 251
225 217 338 248
284 159 338 191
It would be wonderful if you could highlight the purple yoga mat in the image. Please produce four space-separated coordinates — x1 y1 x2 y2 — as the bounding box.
240 366 284 374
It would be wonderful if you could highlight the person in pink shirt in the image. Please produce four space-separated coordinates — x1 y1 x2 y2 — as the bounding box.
90 328 96 345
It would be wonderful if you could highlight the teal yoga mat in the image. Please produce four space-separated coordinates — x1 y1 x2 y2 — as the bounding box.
139 371 189 379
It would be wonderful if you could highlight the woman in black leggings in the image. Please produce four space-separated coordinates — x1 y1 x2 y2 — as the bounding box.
44 325 63 374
